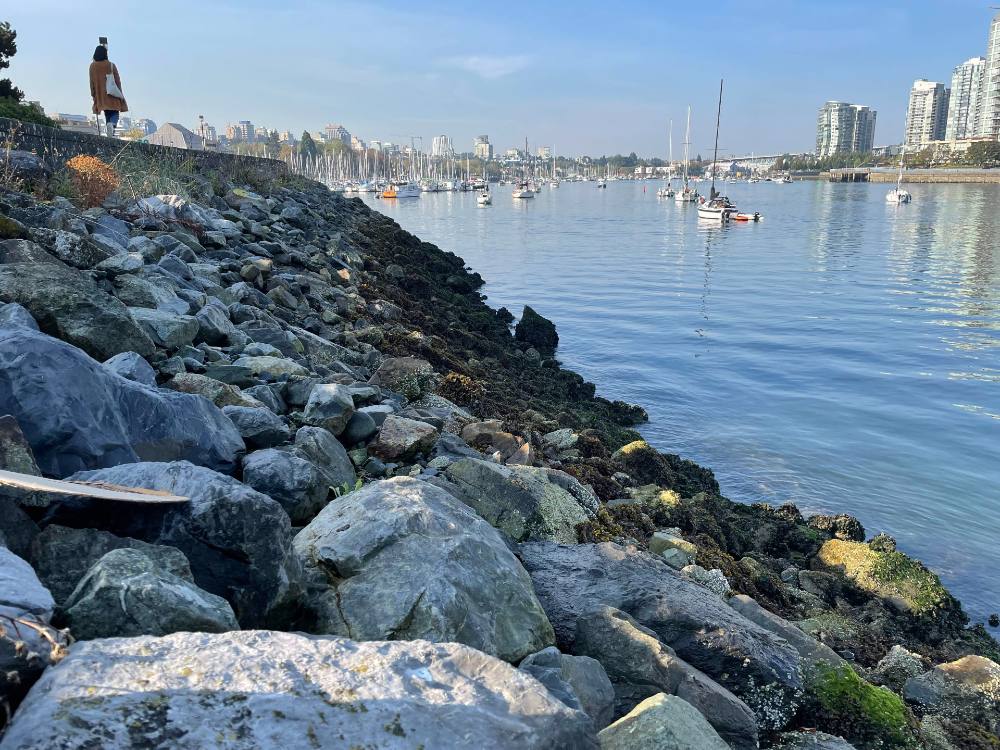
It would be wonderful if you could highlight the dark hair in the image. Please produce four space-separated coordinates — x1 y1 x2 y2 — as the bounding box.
93 45 108 62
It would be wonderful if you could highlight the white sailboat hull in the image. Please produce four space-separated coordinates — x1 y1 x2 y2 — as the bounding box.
885 189 911 204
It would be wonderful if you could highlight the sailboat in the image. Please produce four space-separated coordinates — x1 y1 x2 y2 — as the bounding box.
549 149 559 187
675 107 698 203
886 146 912 204
697 80 739 221
513 139 536 198
658 121 676 198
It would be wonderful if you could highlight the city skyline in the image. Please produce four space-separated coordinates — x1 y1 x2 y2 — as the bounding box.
7 1 1000 157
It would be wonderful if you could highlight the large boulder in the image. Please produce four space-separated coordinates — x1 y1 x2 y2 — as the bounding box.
369 415 439 461
302 382 355 435
29 524 192 605
0 548 67 728
49 461 301 628
443 458 597 543
165 372 263 409
293 477 554 663
519 646 615 730
222 405 290 449
368 356 435 398
572 606 758 750
242 448 329 523
519 542 803 729
127 307 199 349
0 240 154 359
775 732 858 749
0 631 596 749
903 655 1000 733
515 305 559 355
597 693 730 750
293 426 356 490
0 328 244 476
64 548 238 639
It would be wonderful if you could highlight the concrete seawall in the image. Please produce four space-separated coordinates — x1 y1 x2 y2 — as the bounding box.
825 167 1000 183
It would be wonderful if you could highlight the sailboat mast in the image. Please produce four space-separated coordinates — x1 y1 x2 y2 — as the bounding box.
668 120 673 183
684 106 691 187
711 79 723 196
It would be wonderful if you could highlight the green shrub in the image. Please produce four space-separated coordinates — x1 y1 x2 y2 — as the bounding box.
0 97 56 127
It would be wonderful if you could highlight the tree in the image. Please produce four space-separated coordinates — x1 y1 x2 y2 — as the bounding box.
299 131 318 160
965 141 1000 168
0 21 24 102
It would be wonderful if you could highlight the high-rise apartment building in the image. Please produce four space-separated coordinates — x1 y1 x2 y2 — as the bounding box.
815 102 877 157
904 80 950 146
324 124 351 145
431 135 452 157
946 57 986 140
976 12 1000 138
473 135 493 159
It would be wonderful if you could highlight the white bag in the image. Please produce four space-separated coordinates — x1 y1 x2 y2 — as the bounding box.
105 67 124 100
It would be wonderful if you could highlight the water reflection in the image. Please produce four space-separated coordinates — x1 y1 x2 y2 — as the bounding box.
364 181 1000 622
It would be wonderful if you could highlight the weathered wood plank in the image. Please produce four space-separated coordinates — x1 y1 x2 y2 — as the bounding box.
0 469 188 503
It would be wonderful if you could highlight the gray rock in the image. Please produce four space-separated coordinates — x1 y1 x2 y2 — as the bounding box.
572 606 758 750
520 647 615 730
728 595 845 672
597 693 729 750
0 240 154 359
775 731 858 750
165 372 262 409
112 274 189 315
29 524 192 605
370 415 439 461
242 448 328 523
64 548 236 639
293 477 554 663
53 461 301 627
27 228 116 270
0 328 244 475
302 382 355 435
0 303 38 331
195 299 240 346
870 645 926 692
368 356 435 397
681 565 730 597
96 252 143 275
0 547 67 727
222 405 290 449
292 426 356 490
242 384 285 413
90 213 130 250
128 307 199 349
340 409 378 445
444 458 596 544
519 542 803 730
359 403 395 426
1 630 596 749
102 351 157 386
232 354 309 378
903 655 1000 730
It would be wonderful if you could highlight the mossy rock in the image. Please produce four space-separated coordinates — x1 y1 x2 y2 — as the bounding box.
803 663 919 749
814 539 956 618
613 440 719 497
0 214 28 240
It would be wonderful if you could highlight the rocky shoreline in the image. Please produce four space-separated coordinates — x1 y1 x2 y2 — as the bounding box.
0 147 997 749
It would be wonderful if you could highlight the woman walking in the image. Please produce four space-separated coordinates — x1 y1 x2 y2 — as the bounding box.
89 45 127 137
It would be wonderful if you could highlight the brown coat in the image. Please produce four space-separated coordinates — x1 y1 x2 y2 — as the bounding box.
89 59 128 114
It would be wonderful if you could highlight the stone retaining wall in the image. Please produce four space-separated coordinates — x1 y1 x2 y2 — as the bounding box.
867 170 1000 183
0 117 286 178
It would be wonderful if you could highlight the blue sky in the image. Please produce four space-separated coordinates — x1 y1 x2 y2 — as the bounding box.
8 0 998 157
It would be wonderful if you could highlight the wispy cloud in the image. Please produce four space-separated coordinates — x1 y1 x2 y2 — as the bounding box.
442 55 533 80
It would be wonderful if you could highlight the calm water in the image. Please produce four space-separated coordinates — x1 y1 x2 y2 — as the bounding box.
362 180 1000 623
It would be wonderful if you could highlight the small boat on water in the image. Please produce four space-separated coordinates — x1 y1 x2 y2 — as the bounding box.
512 181 535 199
381 181 421 199
477 185 492 205
675 107 698 203
596 178 607 188
697 79 739 222
886 147 912 204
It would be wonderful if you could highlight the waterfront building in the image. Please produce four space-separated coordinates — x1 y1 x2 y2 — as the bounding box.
536 145 552 159
147 123 204 150
904 80 950 147
47 112 96 134
351 135 366 151
195 116 217 147
977 12 1000 138
226 120 254 143
473 135 493 160
946 57 986 141
324 124 351 145
134 118 157 136
369 139 382 151
504 147 521 160
815 101 877 157
431 135 452 157
279 130 297 145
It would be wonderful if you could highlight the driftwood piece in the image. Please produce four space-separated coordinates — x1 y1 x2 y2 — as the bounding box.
0 469 188 504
